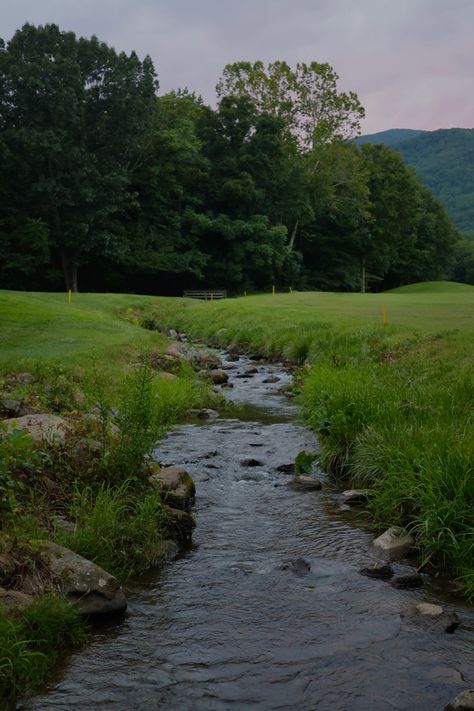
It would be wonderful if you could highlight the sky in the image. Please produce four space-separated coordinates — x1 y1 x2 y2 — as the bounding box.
1 0 473 134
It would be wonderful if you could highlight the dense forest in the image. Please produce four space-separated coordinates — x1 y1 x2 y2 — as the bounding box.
0 24 463 294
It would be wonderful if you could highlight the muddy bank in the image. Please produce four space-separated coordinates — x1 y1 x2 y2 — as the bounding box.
21 354 474 711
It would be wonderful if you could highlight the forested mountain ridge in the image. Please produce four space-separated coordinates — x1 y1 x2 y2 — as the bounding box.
356 128 474 236
0 24 461 293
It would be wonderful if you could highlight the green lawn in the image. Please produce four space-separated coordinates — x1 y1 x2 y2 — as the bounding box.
0 291 166 367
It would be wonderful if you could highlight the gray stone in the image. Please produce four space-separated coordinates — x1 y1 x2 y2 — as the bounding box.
164 341 186 358
198 350 222 369
275 463 295 474
16 373 34 384
210 369 229 384
0 397 23 417
390 573 423 589
150 465 196 511
168 329 178 339
359 562 393 579
262 376 280 383
1 414 70 443
225 354 240 362
445 690 474 710
340 489 370 506
0 588 34 616
289 476 322 492
415 603 460 633
416 602 444 617
53 516 77 534
191 408 219 420
40 543 127 616
244 366 259 375
372 526 415 561
164 506 196 544
241 458 263 467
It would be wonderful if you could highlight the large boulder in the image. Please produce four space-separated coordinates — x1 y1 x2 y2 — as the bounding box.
445 690 474 710
39 543 127 616
150 465 196 511
1 414 70 443
372 526 415 561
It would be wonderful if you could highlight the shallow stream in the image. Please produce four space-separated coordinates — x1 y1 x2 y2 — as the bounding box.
22 355 474 710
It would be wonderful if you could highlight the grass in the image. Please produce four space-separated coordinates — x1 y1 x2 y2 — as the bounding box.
0 593 86 700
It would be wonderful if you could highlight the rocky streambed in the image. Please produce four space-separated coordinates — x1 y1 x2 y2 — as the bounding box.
20 353 474 711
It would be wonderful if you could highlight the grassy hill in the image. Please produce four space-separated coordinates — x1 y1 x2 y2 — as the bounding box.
356 128 474 236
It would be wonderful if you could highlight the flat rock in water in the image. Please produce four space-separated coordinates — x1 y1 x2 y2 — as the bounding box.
275 463 295 474
445 690 474 710
390 573 423 589
244 366 258 375
289 476 322 492
195 408 219 420
39 543 127 616
211 369 229 384
225 354 239 362
415 603 460 633
359 562 393 579
150 465 196 510
262 376 280 383
1 414 70 443
372 526 415 561
241 458 263 467
340 489 370 506
199 351 222 369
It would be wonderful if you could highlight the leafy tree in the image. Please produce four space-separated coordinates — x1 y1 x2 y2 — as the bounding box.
0 23 157 290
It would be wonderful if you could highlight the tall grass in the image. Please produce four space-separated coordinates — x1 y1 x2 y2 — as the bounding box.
56 480 167 579
0 594 86 700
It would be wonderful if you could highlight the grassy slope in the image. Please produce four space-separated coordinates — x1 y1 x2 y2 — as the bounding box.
0 291 165 367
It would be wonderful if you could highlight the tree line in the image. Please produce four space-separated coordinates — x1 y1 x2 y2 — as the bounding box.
0 24 459 294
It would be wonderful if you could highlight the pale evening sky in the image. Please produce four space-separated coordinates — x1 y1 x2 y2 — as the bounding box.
1 0 473 134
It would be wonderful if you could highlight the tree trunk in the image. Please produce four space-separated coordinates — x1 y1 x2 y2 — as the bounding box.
360 256 366 293
288 220 299 251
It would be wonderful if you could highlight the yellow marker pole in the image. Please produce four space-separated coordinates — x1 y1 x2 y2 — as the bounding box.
289 286 293 293
272 285 276 296
383 304 388 325
68 289 72 305
244 290 247 297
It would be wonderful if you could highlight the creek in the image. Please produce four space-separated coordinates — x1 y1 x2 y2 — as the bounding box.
21 355 474 710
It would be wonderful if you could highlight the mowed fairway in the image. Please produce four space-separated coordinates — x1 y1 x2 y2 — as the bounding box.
0 290 167 367
166 281 474 334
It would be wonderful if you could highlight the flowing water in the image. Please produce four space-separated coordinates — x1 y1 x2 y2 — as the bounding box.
21 356 474 711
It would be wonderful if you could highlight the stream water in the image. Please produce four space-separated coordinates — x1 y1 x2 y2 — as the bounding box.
21 355 474 710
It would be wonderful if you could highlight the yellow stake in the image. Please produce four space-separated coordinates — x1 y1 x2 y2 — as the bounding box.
272 284 275 296
383 304 388 325
68 289 72 305
289 286 293 293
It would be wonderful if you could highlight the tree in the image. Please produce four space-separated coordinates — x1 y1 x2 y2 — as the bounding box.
0 23 157 290
216 60 365 151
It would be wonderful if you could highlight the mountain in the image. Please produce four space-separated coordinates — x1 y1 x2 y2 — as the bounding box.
355 128 474 236
355 128 427 147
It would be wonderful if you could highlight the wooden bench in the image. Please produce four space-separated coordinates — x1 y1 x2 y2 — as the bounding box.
183 290 227 300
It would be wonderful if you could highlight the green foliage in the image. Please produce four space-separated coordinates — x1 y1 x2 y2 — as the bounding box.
0 429 38 518
294 450 316 475
56 480 166 579
0 594 86 700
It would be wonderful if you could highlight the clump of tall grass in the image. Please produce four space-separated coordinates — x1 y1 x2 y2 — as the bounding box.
56 479 166 579
0 594 86 700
